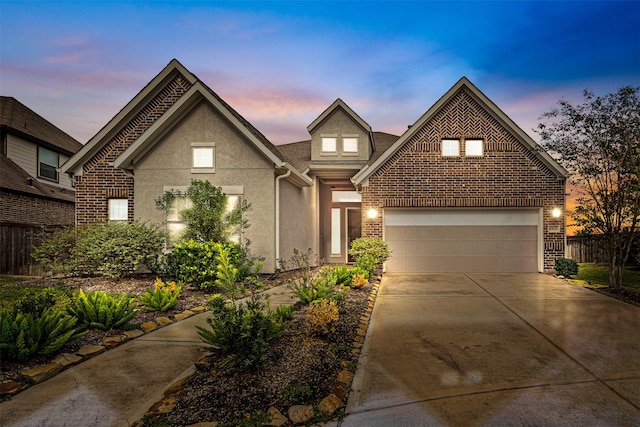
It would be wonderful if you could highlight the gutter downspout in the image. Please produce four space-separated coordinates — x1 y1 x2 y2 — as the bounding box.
275 169 291 271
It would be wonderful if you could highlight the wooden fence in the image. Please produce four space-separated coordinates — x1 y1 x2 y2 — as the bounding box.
566 236 607 264
0 223 47 276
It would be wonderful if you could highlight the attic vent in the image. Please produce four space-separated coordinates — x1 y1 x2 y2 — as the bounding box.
26 177 34 186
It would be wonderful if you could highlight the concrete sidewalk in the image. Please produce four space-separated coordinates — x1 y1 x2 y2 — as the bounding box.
0 284 296 427
340 273 640 426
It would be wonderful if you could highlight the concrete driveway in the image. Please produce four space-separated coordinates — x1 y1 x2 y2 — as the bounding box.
343 273 640 426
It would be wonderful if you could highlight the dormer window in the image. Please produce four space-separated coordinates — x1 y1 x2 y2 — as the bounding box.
343 136 358 154
321 136 337 154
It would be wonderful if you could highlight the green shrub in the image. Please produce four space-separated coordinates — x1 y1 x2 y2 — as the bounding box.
272 304 294 322
32 225 78 276
555 258 579 277
328 265 353 285
348 266 371 281
0 308 85 362
32 222 165 279
349 237 391 265
139 278 182 312
215 246 241 299
196 294 285 371
161 240 252 290
67 290 138 330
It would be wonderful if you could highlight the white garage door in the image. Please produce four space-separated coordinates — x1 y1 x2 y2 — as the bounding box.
384 209 540 273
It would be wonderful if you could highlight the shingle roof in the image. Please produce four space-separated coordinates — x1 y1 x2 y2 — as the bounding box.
0 97 82 155
276 131 400 172
0 156 75 203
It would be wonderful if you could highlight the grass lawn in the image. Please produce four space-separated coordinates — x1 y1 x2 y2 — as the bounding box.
575 263 640 292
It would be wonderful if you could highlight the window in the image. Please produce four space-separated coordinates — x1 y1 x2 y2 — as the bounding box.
192 143 215 172
442 139 460 157
343 137 358 154
108 199 128 222
465 139 483 156
331 208 341 255
321 137 337 153
38 146 59 181
332 191 362 203
225 195 244 244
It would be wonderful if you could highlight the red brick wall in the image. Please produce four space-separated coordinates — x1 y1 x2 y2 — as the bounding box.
75 74 192 224
362 88 565 272
0 191 75 226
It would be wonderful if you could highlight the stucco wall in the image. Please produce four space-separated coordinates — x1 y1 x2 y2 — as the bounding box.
310 108 371 161
277 178 315 269
133 101 279 272
361 88 565 272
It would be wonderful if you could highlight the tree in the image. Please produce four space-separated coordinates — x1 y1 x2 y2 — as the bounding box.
155 179 251 244
537 86 640 288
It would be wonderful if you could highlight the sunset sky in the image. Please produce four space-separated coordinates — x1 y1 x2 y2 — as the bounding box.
1 0 639 147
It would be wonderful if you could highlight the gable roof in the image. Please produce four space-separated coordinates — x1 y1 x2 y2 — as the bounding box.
352 77 569 185
0 156 74 203
0 96 82 155
61 59 311 187
307 98 372 134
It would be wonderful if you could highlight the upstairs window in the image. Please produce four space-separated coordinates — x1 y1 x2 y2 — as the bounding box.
465 139 484 157
38 146 59 181
442 139 460 157
321 137 337 153
192 143 215 173
342 137 358 154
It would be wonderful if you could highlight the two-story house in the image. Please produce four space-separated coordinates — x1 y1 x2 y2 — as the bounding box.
62 59 568 274
0 96 83 274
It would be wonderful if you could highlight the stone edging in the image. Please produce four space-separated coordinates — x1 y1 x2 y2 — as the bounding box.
0 305 209 397
137 276 382 427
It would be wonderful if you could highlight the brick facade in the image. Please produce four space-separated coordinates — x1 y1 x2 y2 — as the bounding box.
75 74 192 224
0 190 75 226
361 88 565 272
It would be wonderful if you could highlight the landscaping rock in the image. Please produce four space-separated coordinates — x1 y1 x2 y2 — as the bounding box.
195 354 215 371
0 379 21 395
287 405 314 425
174 310 195 321
21 363 62 384
147 395 178 415
191 306 207 313
53 353 82 367
187 422 218 427
337 370 354 384
318 393 344 416
102 336 124 349
124 329 144 340
330 382 349 401
266 406 288 426
140 321 158 333
155 316 174 327
76 344 106 359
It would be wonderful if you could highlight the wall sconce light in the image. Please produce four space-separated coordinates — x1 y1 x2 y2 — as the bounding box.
367 208 378 219
551 207 562 218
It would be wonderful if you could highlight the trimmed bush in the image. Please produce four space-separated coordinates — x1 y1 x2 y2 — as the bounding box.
348 237 391 276
555 258 579 277
305 299 339 337
32 221 165 279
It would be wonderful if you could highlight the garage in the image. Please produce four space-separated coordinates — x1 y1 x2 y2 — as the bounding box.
384 209 540 273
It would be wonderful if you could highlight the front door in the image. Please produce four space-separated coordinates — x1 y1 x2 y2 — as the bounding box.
320 184 362 264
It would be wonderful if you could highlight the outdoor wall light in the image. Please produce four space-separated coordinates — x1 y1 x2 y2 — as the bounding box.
367 208 379 219
551 207 563 218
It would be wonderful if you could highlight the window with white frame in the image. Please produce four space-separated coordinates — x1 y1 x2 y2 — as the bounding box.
38 146 59 181
442 139 460 157
342 137 358 154
108 199 128 222
321 137 337 153
192 143 215 172
465 139 484 157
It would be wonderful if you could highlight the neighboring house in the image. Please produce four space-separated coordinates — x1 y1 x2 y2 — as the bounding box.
0 96 83 275
62 59 568 274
